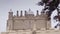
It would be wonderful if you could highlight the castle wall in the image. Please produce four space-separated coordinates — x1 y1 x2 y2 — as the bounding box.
7 14 48 30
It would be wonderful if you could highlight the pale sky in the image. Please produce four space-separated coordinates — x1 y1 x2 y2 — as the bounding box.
0 0 58 32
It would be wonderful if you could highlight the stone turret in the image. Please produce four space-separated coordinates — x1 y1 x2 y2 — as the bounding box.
7 9 13 30
8 9 13 19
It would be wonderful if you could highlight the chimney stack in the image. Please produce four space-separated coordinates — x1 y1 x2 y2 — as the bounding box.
20 10 23 16
36 10 39 16
17 10 19 16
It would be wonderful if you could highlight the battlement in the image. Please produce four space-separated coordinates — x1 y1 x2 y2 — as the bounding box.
8 9 47 19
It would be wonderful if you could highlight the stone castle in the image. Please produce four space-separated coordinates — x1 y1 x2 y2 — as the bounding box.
1 9 60 34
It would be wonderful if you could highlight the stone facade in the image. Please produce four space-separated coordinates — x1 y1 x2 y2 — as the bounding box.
7 9 51 30
1 9 60 34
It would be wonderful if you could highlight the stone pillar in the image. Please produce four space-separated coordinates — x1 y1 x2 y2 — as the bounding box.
32 23 36 34
46 20 51 30
58 21 60 30
33 23 36 31
7 20 14 30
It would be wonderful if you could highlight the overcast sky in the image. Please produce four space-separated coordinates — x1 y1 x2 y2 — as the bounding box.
0 0 58 32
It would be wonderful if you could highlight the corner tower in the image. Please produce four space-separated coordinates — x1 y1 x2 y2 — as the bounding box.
7 9 14 30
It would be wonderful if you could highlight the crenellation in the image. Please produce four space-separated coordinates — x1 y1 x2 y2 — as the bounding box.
12 12 47 20
8 9 49 18
9 9 48 18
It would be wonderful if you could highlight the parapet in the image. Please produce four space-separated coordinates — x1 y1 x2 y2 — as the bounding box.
8 9 48 20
